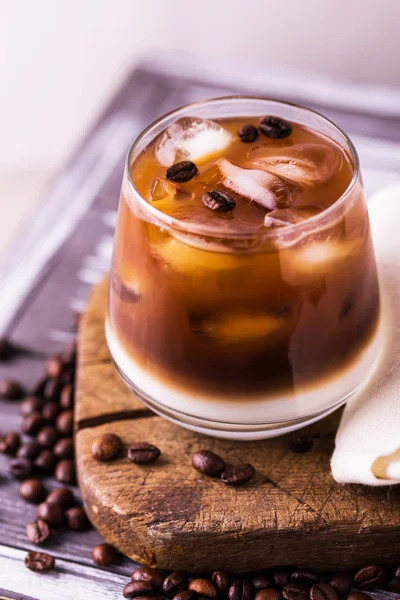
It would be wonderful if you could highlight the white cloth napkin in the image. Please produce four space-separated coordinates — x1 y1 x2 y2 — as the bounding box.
331 185 400 485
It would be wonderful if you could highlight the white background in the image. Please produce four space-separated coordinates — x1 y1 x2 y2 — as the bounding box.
1 0 400 251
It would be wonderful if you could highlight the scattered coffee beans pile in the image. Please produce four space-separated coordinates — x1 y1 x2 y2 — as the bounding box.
0 337 397 597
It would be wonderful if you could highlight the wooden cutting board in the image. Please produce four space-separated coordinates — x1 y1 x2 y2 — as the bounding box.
75 277 400 573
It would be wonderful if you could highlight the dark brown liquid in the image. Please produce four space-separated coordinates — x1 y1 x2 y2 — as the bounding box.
108 116 380 399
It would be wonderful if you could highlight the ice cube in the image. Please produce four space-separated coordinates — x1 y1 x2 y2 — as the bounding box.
264 206 322 227
218 159 300 210
155 117 234 167
190 311 290 345
252 143 341 188
151 178 192 202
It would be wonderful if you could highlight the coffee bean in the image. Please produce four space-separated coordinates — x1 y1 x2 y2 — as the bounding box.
26 519 51 544
282 584 308 600
354 565 385 590
166 160 198 183
328 573 353 596
55 459 76 484
56 410 74 436
0 337 14 361
0 431 20 455
229 580 254 600
21 396 42 416
19 479 48 503
189 579 217 598
46 355 63 379
91 542 118 566
37 501 65 526
54 437 74 459
173 592 196 600
0 378 24 399
22 412 46 435
46 486 75 509
31 375 49 398
35 449 57 473
192 449 225 477
290 570 319 587
92 433 122 462
66 506 89 531
123 581 156 599
238 123 259 143
43 377 62 402
17 440 41 460
60 384 73 409
273 569 292 590
131 567 165 589
127 442 160 465
221 463 255 486
163 571 188 597
309 584 338 600
259 116 292 139
9 457 33 479
25 550 55 572
37 425 60 448
202 190 236 212
211 571 230 594
252 574 272 591
255 590 281 600
347 594 370 600
41 401 61 422
289 436 313 454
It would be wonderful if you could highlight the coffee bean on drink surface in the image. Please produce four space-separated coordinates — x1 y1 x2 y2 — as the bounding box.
55 458 76 484
17 440 41 460
54 437 74 459
22 412 46 435
290 570 319 587
46 355 63 379
173 592 196 600
228 580 254 600
255 590 281 600
163 571 188 597
131 567 165 589
46 486 75 509
282 584 309 600
238 123 259 143
25 551 55 572
202 190 236 212
273 569 292 590
37 425 60 448
19 479 48 503
21 396 42 416
0 378 24 399
353 565 385 590
9 457 34 479
252 574 272 591
128 442 160 465
56 410 74 436
328 573 353 596
259 116 292 139
166 160 198 183
192 449 225 477
92 433 122 462
309 584 338 600
41 401 60 422
26 519 51 545
60 384 73 409
0 431 20 455
91 542 118 566
35 449 57 473
189 579 217 598
221 463 255 486
37 501 65 527
289 436 313 454
211 571 230 594
66 507 89 531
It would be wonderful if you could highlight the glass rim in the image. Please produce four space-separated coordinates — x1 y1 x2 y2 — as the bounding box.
124 95 361 240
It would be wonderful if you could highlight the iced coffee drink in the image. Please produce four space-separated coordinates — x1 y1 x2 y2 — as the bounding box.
106 97 381 439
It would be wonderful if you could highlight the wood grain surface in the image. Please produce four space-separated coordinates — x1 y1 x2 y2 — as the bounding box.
76 278 400 573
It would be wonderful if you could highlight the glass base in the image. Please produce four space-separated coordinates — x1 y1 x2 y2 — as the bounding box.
106 320 384 441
